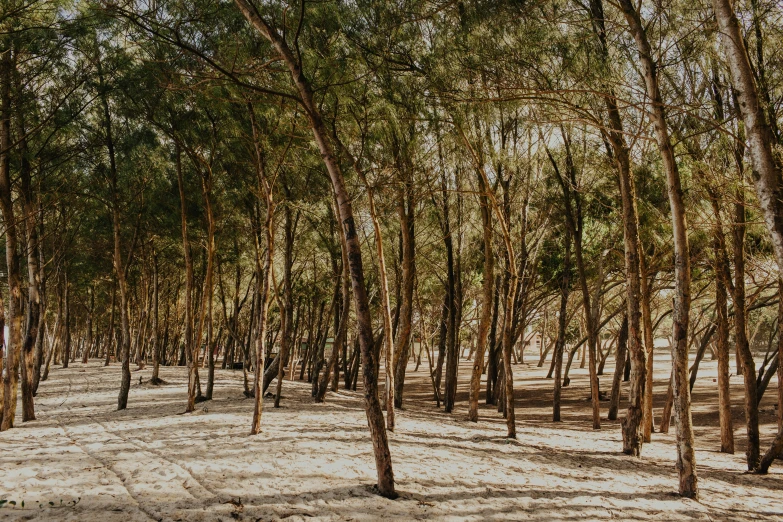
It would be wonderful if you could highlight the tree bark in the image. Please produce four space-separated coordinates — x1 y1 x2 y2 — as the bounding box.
639 255 656 442
440 172 459 413
316 229 349 403
198 164 216 401
276 205 298 407
586 0 648 448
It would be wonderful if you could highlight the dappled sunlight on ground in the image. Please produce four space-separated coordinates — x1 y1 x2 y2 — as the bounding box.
1 350 781 521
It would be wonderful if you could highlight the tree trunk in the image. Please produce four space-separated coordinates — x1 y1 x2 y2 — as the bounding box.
248 103 274 434
275 205 298 407
95 47 133 411
587 0 648 451
16 88 39 421
106 279 116 366
619 0 697 497
486 278 500 403
468 177 494 422
441 172 459 413
711 0 782 471
176 143 199 412
151 253 162 384
0 48 20 431
316 227 349 403
639 255 656 442
434 292 448 404
33 214 46 392
548 138 601 431
198 166 216 401
357 168 395 428
553 226 572 422
234 3 395 496
779 297 783 432
608 315 628 421
393 176 415 411
714 233 734 453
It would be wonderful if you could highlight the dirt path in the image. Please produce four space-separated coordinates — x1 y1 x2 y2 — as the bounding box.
1 351 781 521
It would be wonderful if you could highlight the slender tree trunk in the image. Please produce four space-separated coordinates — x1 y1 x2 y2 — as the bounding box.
619 0 697 497
714 235 734 453
317 228 349 403
106 279 116 366
548 139 601 431
0 48 20 430
712 0 783 469
469 179 494 422
434 292 448 404
553 226 572 422
441 173 459 413
94 48 133 411
176 143 199 412
151 254 162 384
608 315 628 421
639 255 655 442
275 205 297 407
83 287 94 365
357 169 395 428
458 127 518 438
393 179 415 411
249 104 274 434
779 297 783 432
731 187 760 469
198 168 216 400
233 4 394 495
33 214 46 393
587 0 648 451
16 97 39 421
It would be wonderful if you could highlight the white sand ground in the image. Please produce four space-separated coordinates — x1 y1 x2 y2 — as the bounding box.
1 352 781 521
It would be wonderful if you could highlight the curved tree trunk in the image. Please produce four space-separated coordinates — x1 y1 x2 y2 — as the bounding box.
232 2 395 496
618 0 698 497
710 0 783 471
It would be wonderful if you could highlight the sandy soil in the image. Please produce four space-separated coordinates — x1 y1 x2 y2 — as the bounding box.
1 348 781 521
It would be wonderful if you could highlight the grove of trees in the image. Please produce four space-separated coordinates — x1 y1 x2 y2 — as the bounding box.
1 0 783 502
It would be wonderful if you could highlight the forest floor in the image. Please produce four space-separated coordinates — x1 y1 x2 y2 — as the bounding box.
1 349 782 521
